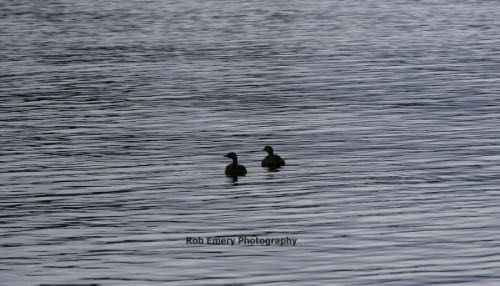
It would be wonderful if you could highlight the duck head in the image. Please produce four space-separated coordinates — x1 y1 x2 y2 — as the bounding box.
224 152 238 161
263 145 274 155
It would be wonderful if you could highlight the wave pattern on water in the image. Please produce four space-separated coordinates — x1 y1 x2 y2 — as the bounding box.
2 0 500 285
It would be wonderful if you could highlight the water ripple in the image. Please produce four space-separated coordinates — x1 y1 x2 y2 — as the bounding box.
2 0 500 285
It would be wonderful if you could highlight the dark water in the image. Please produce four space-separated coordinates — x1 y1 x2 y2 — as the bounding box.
2 0 500 285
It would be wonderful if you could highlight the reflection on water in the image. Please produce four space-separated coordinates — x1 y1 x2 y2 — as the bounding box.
2 0 500 285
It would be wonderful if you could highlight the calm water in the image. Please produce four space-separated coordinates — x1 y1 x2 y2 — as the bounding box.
2 0 500 285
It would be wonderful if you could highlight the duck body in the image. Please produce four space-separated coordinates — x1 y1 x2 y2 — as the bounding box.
261 146 285 168
224 152 247 177
225 163 247 177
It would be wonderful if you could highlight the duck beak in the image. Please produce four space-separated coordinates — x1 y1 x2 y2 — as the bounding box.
224 154 228 157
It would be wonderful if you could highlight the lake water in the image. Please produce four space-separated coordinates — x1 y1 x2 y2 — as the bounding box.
2 0 500 285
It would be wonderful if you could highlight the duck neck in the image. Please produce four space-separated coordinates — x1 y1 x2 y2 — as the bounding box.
232 157 238 164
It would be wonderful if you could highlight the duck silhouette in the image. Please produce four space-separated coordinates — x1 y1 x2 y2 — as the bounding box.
261 146 285 169
224 152 247 177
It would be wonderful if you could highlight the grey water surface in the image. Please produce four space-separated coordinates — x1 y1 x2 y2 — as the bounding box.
2 0 500 285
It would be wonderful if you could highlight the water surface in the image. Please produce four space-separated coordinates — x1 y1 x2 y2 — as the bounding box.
2 0 500 285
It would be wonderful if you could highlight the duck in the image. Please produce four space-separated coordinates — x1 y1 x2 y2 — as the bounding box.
224 152 247 177
261 146 285 168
